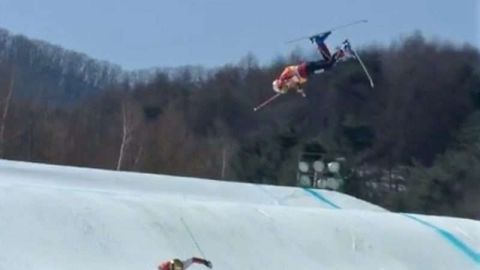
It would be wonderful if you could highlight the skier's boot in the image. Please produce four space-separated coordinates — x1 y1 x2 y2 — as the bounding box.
341 39 356 59
309 31 332 45
310 31 333 60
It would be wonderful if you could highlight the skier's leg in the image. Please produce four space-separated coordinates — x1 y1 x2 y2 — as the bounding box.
317 43 332 61
305 58 335 75
310 31 332 60
304 42 355 76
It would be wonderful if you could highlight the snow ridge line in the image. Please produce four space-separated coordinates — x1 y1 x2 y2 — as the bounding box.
255 185 283 205
403 214 480 265
303 187 480 265
302 188 340 209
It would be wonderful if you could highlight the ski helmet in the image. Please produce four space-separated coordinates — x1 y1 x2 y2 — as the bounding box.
272 80 281 92
169 259 184 270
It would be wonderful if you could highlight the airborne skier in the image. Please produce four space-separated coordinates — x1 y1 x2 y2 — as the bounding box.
158 257 212 270
271 32 354 96
253 20 374 111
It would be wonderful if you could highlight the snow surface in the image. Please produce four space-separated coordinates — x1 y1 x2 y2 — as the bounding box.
0 159 478 270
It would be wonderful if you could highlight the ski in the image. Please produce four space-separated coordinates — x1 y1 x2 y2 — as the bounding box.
286 20 368 44
253 93 282 112
343 39 374 89
350 47 375 88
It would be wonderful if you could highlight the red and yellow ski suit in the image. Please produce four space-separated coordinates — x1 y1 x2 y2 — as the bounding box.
274 63 308 93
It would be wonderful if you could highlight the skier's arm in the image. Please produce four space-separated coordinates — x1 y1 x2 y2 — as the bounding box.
276 65 307 93
182 257 212 269
158 261 169 270
285 75 306 91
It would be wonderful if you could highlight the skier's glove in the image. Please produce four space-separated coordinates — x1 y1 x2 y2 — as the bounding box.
204 260 212 268
296 86 306 97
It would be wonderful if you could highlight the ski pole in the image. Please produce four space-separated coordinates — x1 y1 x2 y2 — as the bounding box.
286 19 368 44
328 19 368 33
253 93 282 111
181 217 207 258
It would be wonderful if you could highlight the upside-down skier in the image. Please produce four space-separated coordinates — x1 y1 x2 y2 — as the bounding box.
253 20 374 111
271 31 355 97
158 257 212 270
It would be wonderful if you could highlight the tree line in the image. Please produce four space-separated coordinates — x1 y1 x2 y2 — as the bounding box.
0 31 479 219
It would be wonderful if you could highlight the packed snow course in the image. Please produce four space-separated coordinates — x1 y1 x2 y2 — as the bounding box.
0 159 479 270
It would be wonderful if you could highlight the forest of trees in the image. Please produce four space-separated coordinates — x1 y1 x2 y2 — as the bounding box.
0 28 479 219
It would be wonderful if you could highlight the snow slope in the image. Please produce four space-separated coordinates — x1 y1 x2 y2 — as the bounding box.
0 159 478 270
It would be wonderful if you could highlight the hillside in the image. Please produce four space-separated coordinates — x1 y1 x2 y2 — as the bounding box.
0 28 479 220
0 159 479 270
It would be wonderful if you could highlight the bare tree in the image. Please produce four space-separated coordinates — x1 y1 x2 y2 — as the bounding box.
0 68 14 158
116 101 130 170
221 146 228 179
116 98 142 170
132 144 144 170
